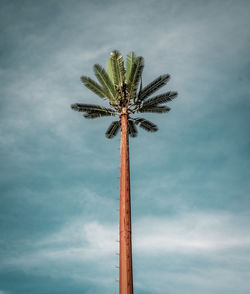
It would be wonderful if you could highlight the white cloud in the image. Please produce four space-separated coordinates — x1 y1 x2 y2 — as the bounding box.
36 221 118 260
133 213 250 254
0 290 10 294
2 210 249 293
3 211 249 267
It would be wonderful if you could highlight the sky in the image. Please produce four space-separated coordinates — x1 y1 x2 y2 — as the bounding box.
0 0 250 293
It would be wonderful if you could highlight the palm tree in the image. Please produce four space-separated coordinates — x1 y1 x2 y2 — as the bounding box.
71 50 178 294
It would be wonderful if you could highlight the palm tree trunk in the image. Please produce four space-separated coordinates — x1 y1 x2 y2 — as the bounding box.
119 113 133 294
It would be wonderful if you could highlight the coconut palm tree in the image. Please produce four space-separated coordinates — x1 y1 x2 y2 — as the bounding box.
71 50 178 294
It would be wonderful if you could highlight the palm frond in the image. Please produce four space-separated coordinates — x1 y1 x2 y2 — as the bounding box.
139 105 171 113
106 58 113 83
135 77 143 104
83 111 114 119
134 118 158 132
137 77 143 98
127 56 144 99
93 64 117 103
128 119 138 138
80 76 107 99
71 103 116 114
139 74 170 101
125 51 137 83
110 50 125 87
105 120 121 139
142 91 178 107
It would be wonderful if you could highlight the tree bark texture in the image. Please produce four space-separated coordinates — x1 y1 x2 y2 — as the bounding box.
119 114 133 294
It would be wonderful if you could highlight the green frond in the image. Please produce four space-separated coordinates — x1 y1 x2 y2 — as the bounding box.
139 105 171 113
71 103 116 114
136 77 143 103
125 51 137 83
127 56 144 99
83 111 114 118
93 64 117 103
128 119 138 138
134 118 158 132
105 120 121 139
117 55 125 86
142 91 178 107
80 76 107 99
139 74 170 101
109 50 125 87
83 110 115 119
106 58 113 83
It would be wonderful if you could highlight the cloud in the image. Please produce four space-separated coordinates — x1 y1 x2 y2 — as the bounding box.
2 210 249 293
2 211 249 273
0 290 10 294
134 213 250 253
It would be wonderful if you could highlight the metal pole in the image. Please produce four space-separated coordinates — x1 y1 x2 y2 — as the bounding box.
119 114 133 294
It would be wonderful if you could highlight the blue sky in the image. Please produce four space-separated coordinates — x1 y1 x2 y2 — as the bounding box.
0 0 250 293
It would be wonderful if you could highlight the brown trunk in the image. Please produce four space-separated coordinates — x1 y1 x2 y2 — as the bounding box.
119 113 133 294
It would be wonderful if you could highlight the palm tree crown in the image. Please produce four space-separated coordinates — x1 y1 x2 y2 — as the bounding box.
71 50 178 138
